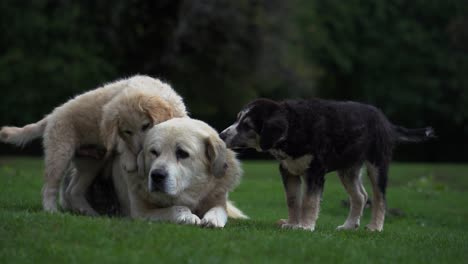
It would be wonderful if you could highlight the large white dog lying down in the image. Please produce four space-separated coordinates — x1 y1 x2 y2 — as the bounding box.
61 118 248 228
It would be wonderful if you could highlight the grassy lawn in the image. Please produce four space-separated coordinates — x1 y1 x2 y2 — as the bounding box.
1 157 467 263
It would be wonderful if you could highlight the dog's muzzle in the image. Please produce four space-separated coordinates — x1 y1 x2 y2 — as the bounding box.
219 130 228 142
149 168 168 192
219 126 235 147
220 127 248 150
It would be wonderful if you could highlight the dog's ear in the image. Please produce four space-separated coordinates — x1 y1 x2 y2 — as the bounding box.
101 106 119 152
259 113 288 151
205 135 228 178
140 95 174 124
137 151 146 178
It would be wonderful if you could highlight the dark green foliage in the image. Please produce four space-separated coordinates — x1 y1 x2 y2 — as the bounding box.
0 0 466 161
0 1 116 124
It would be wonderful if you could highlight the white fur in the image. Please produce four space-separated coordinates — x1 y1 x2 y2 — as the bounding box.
270 150 314 176
104 118 247 227
201 206 228 228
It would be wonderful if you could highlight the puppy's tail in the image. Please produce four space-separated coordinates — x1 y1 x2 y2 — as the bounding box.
226 200 249 219
0 117 48 146
393 125 436 143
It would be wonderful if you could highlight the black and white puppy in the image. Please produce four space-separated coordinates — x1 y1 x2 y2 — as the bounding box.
220 98 434 232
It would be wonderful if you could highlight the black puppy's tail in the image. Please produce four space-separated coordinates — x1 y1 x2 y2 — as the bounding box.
393 126 436 143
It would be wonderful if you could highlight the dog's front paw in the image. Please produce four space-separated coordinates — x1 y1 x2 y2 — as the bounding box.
173 206 201 225
299 224 316 232
201 207 228 228
276 219 288 226
336 222 359 231
177 213 201 225
277 219 301 230
365 223 383 232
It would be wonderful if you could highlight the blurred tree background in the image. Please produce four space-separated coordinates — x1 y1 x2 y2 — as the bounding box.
0 0 467 161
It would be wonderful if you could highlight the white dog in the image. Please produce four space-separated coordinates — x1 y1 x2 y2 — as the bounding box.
1 75 187 215
61 118 248 227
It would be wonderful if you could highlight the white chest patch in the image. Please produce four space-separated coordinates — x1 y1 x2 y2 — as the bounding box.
270 149 314 175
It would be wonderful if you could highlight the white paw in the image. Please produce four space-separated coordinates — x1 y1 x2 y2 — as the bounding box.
299 224 316 232
365 224 383 232
277 219 316 231
336 222 359 231
173 207 201 225
201 215 225 228
282 223 302 230
176 211 201 225
43 194 59 213
201 207 227 228
277 219 302 230
277 218 288 226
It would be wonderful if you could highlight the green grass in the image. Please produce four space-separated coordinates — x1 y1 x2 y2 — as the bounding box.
1 157 467 263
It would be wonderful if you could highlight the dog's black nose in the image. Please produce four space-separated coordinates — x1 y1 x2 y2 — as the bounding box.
219 131 227 141
151 169 167 183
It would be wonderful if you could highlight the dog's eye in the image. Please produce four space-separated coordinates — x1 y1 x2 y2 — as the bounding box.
141 123 151 131
176 148 189 159
150 149 160 157
124 130 133 136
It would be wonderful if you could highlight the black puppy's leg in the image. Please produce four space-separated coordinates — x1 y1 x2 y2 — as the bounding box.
301 167 325 231
365 161 388 231
337 165 367 230
278 164 302 229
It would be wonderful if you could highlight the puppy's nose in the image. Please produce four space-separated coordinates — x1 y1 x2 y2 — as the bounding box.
219 130 227 141
151 169 167 183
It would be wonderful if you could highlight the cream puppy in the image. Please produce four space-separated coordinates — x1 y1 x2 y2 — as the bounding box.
1 75 187 215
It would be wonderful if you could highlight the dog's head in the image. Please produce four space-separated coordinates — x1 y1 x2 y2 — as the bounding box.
138 118 228 197
219 99 288 152
101 91 175 154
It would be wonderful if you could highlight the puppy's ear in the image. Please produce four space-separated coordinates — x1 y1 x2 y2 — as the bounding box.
205 135 228 178
259 113 288 151
101 106 119 152
140 95 174 124
137 151 146 178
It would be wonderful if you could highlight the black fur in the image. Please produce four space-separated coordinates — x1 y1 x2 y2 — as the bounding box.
85 172 122 216
61 162 122 216
304 167 326 195
222 98 434 196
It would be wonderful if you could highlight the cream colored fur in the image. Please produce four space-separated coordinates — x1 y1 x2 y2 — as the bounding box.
105 118 247 227
0 75 187 214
